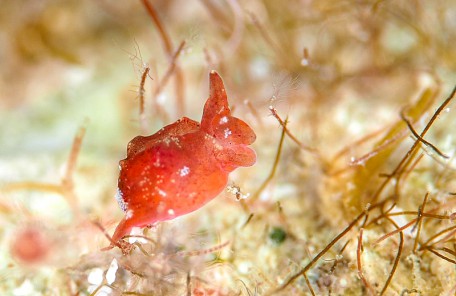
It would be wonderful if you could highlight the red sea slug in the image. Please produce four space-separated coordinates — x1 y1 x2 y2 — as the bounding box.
111 71 256 245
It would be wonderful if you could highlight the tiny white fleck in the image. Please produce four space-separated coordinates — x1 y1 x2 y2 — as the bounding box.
158 189 167 197
224 128 232 139
153 157 161 167
171 136 182 148
163 137 171 145
179 166 190 176
125 209 134 219
300 58 309 66
167 209 175 215
219 116 228 124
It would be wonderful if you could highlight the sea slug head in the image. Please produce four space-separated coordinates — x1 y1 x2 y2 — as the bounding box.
201 71 256 172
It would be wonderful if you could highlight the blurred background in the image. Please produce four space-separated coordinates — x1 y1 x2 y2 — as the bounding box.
1 0 456 295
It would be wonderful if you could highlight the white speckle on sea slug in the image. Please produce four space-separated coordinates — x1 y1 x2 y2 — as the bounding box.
224 128 232 139
179 166 190 176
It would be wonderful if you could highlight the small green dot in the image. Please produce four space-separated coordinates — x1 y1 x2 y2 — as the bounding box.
269 227 287 245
